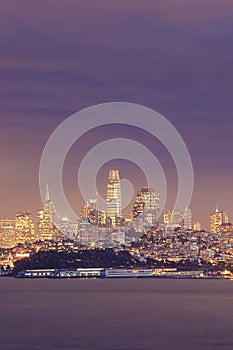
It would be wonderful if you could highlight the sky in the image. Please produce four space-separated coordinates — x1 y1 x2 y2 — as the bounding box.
0 0 233 229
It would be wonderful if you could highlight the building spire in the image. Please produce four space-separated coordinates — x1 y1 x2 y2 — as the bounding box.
45 184 50 202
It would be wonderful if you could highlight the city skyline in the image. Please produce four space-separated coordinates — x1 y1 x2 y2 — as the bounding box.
1 171 233 231
2 178 232 235
1 1 233 228
1 171 232 280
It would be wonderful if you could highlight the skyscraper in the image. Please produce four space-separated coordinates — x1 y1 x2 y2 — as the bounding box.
37 185 61 241
106 169 122 226
15 211 35 244
0 219 15 248
80 199 105 226
210 207 228 233
37 207 54 241
133 187 160 229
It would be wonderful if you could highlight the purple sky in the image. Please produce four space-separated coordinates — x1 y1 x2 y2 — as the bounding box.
0 0 233 229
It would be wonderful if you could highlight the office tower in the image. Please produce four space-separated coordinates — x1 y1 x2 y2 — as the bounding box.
210 207 228 233
80 199 106 226
37 207 54 241
170 209 183 228
106 169 122 226
0 219 15 248
170 208 192 230
15 211 35 244
80 202 92 220
133 187 160 229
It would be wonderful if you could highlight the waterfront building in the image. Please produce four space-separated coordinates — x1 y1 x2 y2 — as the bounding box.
106 169 122 226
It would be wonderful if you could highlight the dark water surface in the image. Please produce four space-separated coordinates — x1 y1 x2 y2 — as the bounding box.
0 278 232 350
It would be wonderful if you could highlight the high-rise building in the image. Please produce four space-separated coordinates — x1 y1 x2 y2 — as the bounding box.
133 187 160 229
170 208 192 230
80 199 105 226
15 211 35 244
0 219 15 248
106 169 122 226
37 207 54 241
210 207 228 233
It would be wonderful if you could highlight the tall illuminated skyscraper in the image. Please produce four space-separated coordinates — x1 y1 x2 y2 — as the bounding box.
37 184 60 241
106 169 122 226
37 207 54 241
0 219 15 248
15 211 35 244
210 207 228 233
80 199 106 226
